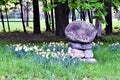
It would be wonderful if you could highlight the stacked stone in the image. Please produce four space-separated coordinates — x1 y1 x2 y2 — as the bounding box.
65 20 97 63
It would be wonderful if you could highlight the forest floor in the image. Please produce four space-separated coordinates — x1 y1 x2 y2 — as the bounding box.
0 32 120 44
0 32 67 43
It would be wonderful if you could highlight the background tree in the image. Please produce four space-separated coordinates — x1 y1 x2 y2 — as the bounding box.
50 0 55 33
32 0 41 34
19 0 27 33
0 0 11 32
104 1 112 35
0 8 6 32
55 0 70 36
42 0 51 32
5 4 10 32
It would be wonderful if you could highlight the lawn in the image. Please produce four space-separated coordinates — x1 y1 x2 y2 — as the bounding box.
0 19 46 32
0 41 120 80
0 18 120 33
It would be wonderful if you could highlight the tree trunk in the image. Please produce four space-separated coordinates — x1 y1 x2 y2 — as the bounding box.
105 1 112 35
88 9 93 23
80 9 86 21
72 9 76 21
19 0 27 33
42 0 51 32
51 0 55 33
82 11 86 21
95 19 102 37
55 2 62 36
55 1 69 36
26 2 29 27
32 0 41 34
5 5 10 32
0 13 6 32
71 0 76 21
63 1 69 26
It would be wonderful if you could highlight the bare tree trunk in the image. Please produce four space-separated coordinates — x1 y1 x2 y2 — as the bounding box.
0 13 6 32
42 0 51 32
51 0 55 33
80 9 86 21
95 19 102 37
32 0 41 34
71 0 76 21
5 5 10 32
72 9 76 21
88 9 93 23
105 1 112 35
19 0 27 33
82 11 86 21
26 1 29 27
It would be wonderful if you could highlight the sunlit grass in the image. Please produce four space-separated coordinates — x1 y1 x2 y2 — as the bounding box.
0 18 120 33
0 18 46 32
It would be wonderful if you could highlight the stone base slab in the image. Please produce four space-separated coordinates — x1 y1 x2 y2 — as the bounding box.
68 47 93 59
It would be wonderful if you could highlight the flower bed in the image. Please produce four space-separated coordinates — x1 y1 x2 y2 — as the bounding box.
6 42 80 67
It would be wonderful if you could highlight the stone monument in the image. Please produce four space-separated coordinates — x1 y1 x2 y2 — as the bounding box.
65 20 97 63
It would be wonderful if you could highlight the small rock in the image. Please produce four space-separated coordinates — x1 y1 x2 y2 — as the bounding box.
84 49 93 58
68 47 85 58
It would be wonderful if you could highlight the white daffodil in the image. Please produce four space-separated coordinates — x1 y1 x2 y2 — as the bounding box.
46 49 51 52
33 46 38 50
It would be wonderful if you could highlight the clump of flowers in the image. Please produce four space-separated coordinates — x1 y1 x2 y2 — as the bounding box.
108 43 120 51
6 42 80 67
92 42 102 51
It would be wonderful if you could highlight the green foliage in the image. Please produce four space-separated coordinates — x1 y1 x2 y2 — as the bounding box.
101 35 120 43
55 0 66 3
68 0 80 9
42 3 56 12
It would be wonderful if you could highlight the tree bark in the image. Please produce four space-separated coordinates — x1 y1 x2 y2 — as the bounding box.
32 0 41 34
55 1 69 36
105 1 112 35
51 0 55 33
0 13 6 32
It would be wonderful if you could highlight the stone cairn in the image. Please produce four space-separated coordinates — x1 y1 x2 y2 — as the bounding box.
65 20 97 63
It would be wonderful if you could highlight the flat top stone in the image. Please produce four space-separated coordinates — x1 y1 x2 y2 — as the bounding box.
65 20 97 43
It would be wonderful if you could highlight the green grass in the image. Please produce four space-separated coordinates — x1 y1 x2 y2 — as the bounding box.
1 18 120 33
0 19 46 32
0 18 120 79
0 41 120 80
